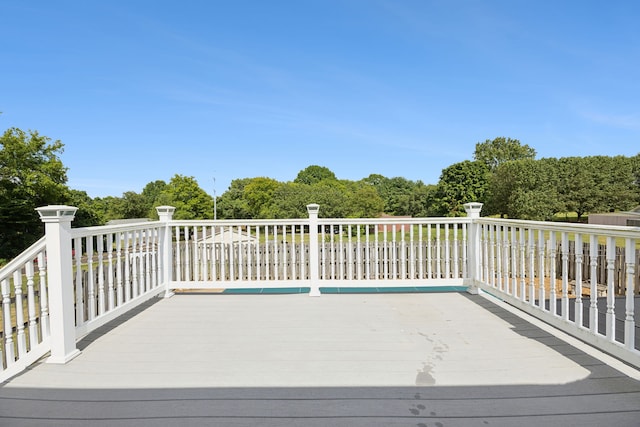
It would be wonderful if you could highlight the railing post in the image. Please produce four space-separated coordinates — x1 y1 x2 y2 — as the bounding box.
36 205 80 364
307 204 321 297
156 206 176 298
464 202 483 295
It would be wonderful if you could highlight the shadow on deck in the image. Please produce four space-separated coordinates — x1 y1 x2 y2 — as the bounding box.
1 292 639 427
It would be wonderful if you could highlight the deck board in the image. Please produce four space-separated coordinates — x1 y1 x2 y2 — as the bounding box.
1 292 639 426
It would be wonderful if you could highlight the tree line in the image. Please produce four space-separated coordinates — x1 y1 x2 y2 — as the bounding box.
2 125 639 261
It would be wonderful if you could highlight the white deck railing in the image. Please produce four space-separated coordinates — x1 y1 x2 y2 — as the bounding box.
1 203 638 383
475 217 639 368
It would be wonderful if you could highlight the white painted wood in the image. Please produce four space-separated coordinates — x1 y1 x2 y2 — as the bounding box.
37 252 50 338
606 236 616 341
574 233 584 327
561 232 570 320
1 278 15 366
35 205 80 364
589 234 598 333
625 237 636 349
26 261 38 349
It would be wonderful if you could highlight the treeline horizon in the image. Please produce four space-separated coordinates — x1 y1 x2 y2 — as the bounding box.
2 127 640 260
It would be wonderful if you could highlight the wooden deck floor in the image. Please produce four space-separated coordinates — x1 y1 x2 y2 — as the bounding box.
1 292 639 427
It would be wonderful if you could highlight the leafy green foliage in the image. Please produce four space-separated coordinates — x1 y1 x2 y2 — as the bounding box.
432 161 490 216
155 175 214 220
293 165 337 185
474 137 536 171
0 128 69 258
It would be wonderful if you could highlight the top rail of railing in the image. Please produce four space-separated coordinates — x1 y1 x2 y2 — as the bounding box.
478 217 640 238
0 237 46 281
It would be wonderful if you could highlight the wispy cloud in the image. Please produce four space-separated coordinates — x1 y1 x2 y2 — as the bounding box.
580 110 640 131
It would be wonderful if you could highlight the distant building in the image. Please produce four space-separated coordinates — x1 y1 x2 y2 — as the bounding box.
588 206 640 227
377 214 412 233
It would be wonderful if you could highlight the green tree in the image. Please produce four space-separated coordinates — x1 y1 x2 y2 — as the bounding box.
346 185 384 217
361 174 420 215
156 175 213 220
0 127 69 259
216 178 252 219
243 177 281 218
474 137 536 171
141 180 167 217
487 158 560 220
432 160 490 216
67 189 105 227
293 165 337 185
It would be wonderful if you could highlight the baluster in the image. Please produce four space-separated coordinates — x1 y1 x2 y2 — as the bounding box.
225 225 235 281
452 224 459 279
133 230 141 298
192 227 199 283
444 224 450 279
151 228 158 288
97 235 105 315
240 225 246 281
589 234 598 333
605 237 616 341
356 224 362 280
462 223 468 280
37 252 50 338
347 225 353 280
561 232 570 320
528 229 536 306
74 237 84 325
418 224 424 279
481 224 489 284
511 226 518 297
116 232 123 306
256 226 262 281
107 234 115 310
144 227 151 291
489 225 500 289
548 232 557 316
383 225 388 279
400 223 406 279
574 234 584 327
410 223 416 279
274 225 279 280
201 226 209 281
495 226 502 291
298 225 304 281
13 271 27 357
624 237 636 349
124 231 131 301
87 237 96 319
266 225 272 280
365 224 371 280
212 225 219 281
184 226 191 282
174 227 182 281
1 278 15 365
436 224 442 279
538 230 546 308
503 226 510 294
26 261 38 349
518 228 526 301
338 224 344 279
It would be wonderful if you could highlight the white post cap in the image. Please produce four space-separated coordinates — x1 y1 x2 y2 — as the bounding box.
35 205 78 222
306 204 320 214
463 202 483 218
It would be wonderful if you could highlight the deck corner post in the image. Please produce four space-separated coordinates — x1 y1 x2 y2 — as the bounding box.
306 204 321 297
36 205 81 364
463 202 483 295
156 206 176 298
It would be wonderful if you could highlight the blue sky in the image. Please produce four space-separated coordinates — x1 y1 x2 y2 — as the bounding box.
1 1 639 198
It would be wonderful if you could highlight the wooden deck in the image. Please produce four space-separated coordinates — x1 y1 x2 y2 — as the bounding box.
1 292 639 426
